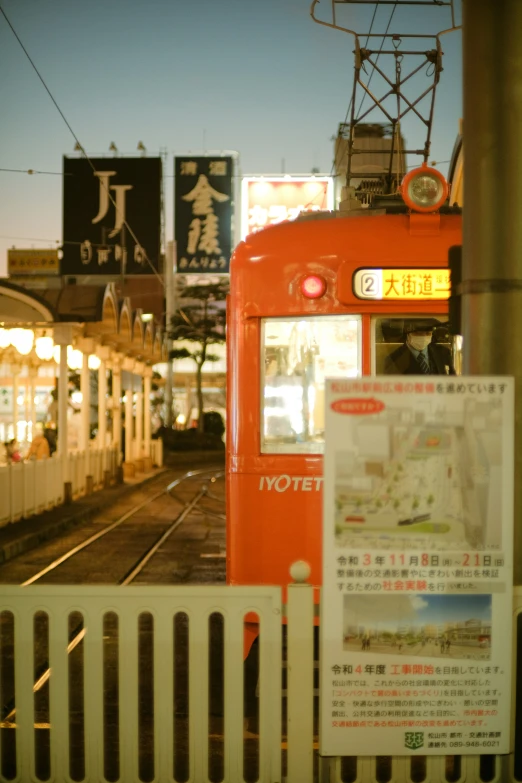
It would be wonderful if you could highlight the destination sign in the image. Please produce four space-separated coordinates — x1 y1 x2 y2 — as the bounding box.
353 268 451 300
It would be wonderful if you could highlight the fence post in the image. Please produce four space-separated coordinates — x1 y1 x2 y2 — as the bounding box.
287 560 314 783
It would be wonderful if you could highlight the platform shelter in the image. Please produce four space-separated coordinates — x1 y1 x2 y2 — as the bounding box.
0 280 166 522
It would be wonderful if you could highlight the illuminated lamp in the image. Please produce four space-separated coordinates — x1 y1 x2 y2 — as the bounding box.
301 274 327 299
67 347 83 370
0 328 11 349
10 328 34 356
88 354 101 371
401 163 448 213
35 334 54 361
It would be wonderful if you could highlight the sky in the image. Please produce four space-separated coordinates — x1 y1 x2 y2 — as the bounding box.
0 0 462 277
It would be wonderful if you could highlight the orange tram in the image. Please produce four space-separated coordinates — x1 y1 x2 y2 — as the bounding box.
226 165 462 648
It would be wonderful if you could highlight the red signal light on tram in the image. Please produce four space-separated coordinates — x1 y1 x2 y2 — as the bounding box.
401 163 449 213
301 274 326 299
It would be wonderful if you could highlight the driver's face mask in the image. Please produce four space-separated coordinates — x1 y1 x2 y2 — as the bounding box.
407 333 432 352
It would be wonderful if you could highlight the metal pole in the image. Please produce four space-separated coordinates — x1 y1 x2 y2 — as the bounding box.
80 354 90 452
124 388 133 464
165 240 176 428
58 345 68 483
462 0 522 581
112 364 122 453
98 359 107 448
143 370 152 456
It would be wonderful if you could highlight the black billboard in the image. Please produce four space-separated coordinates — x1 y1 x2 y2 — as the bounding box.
62 157 161 276
174 156 233 274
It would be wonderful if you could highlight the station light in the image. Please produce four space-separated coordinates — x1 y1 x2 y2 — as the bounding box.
0 328 11 349
301 274 327 299
401 163 448 213
10 328 34 356
35 334 54 361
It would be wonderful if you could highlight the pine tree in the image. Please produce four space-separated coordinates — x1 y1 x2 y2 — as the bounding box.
169 280 228 433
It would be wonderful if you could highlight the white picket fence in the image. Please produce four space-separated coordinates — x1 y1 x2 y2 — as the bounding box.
0 456 64 525
0 581 520 783
0 439 164 527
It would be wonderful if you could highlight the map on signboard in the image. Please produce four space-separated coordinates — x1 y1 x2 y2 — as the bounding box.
334 397 502 551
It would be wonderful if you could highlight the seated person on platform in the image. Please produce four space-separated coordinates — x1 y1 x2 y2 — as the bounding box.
26 424 51 460
384 321 456 375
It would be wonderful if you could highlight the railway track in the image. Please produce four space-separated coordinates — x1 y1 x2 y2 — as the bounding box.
0 465 225 587
0 465 232 781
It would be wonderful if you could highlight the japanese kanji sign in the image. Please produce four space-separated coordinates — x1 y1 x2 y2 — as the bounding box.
8 248 59 275
320 377 514 757
241 176 334 239
174 156 233 274
353 268 451 300
62 157 161 276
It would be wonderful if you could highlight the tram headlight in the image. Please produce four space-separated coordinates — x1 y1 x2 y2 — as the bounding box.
301 274 326 299
400 163 448 212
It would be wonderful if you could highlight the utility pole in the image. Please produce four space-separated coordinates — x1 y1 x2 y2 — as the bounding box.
165 240 175 427
462 0 522 582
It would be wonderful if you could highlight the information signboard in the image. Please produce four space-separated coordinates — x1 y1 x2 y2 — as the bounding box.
320 376 514 757
174 156 233 274
240 176 334 239
8 248 59 276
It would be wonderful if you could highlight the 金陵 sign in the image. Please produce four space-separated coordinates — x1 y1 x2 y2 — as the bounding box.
241 176 333 239
353 268 451 300
8 248 59 275
321 376 514 757
175 156 233 274
62 157 161 276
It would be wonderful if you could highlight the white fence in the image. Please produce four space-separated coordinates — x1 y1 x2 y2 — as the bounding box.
0 584 282 783
0 440 163 527
0 447 111 527
0 582 520 783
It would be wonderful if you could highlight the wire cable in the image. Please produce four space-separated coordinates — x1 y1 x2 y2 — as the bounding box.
329 1 380 178
0 4 164 286
0 168 69 175
355 2 398 120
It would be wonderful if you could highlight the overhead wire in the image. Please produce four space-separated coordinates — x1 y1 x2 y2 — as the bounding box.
0 4 164 287
0 168 70 176
355 2 398 120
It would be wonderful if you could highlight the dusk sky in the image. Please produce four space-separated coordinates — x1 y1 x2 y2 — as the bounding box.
0 0 462 276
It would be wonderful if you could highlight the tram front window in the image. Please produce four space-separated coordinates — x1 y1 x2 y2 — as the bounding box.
261 316 361 454
373 317 462 375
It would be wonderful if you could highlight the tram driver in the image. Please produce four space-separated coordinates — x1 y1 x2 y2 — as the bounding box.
384 320 456 376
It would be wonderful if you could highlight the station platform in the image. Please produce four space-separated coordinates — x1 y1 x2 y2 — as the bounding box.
0 450 224 567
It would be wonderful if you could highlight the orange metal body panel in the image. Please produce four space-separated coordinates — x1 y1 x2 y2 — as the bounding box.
226 211 462 596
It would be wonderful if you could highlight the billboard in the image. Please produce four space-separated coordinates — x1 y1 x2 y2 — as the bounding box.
62 157 162 276
174 156 233 274
320 376 514 757
8 248 59 276
241 176 334 239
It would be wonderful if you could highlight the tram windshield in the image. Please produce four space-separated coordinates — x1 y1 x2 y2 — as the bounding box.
373 317 462 375
261 316 361 454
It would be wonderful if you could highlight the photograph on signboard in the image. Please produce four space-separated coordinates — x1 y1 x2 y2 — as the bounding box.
333 396 503 551
342 593 492 660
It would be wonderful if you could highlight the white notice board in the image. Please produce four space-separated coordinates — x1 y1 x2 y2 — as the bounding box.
320 376 514 757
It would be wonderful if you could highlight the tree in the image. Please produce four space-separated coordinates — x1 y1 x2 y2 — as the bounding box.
169 280 228 433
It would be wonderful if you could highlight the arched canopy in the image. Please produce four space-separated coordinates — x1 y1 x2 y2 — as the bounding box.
0 281 55 323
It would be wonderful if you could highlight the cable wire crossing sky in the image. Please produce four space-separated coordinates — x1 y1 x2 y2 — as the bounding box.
0 0 462 275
